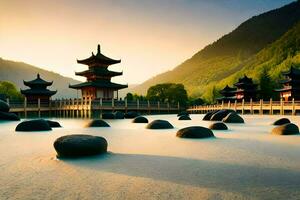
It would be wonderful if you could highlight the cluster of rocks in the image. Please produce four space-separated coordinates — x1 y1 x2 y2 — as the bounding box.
271 118 299 135
177 111 191 120
0 100 20 121
203 109 244 123
15 119 61 132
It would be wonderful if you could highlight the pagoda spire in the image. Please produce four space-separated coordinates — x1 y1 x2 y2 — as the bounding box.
97 44 101 55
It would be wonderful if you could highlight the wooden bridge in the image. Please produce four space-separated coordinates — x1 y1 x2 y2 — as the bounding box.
6 98 180 118
188 99 300 115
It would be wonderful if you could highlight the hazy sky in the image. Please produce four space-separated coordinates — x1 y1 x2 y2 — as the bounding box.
0 0 294 84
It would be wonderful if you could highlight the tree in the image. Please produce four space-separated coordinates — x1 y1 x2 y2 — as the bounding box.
259 68 274 100
146 83 188 106
0 81 23 100
125 93 133 101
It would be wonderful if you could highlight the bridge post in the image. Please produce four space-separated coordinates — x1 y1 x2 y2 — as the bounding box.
24 97 27 118
147 100 150 114
125 99 128 113
221 100 224 109
250 98 253 114
157 101 160 113
38 98 41 118
72 99 75 118
242 99 244 115
112 98 115 112
259 99 263 115
234 100 237 112
167 102 170 113
270 98 273 115
280 98 284 115
89 97 92 118
292 98 295 115
137 99 140 111
228 101 231 109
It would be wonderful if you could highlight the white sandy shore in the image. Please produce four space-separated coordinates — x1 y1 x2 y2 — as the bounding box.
1 114 300 200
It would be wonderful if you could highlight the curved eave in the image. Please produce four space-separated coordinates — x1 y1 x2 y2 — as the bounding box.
75 70 123 77
23 80 53 87
69 82 128 90
77 55 121 66
21 89 57 96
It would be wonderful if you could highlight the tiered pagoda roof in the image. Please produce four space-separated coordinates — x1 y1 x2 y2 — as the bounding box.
69 44 128 91
21 74 57 96
217 85 237 101
275 66 300 94
234 75 258 88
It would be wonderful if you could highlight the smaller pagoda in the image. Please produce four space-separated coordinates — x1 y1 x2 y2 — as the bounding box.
217 85 236 103
233 75 258 101
21 74 57 102
275 66 300 101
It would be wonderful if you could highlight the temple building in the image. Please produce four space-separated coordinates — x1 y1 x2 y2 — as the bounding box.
275 66 300 101
216 85 236 103
21 74 57 102
233 75 258 101
69 44 127 100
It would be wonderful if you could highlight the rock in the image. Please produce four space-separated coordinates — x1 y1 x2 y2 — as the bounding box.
114 111 124 119
0 99 9 112
273 118 291 126
146 120 173 129
85 119 110 127
132 116 148 123
209 122 228 130
178 115 191 120
222 113 244 123
46 120 61 128
124 111 139 119
210 109 235 121
203 110 219 121
177 111 189 117
53 134 108 158
15 119 52 132
176 126 214 138
102 113 115 119
0 111 20 121
271 123 299 135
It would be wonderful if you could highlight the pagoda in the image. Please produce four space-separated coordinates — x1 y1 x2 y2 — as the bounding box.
275 66 300 101
217 85 236 103
233 75 258 101
69 44 127 100
21 74 57 102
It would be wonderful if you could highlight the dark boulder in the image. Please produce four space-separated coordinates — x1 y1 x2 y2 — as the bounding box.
177 111 189 117
222 113 244 123
209 122 228 130
54 134 108 158
132 116 148 123
0 100 9 112
178 115 191 120
46 120 61 128
114 111 124 119
271 123 299 135
102 113 115 119
85 119 110 127
203 110 219 121
124 111 140 119
15 119 52 132
273 118 291 126
146 120 173 129
210 109 235 121
0 111 20 121
176 126 214 138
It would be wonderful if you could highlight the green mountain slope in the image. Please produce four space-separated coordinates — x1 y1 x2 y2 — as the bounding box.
132 1 300 99
0 58 80 98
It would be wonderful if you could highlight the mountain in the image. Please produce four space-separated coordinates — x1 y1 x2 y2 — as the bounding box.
132 1 300 101
0 58 80 98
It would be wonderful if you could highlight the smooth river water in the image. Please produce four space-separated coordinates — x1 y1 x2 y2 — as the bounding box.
0 114 300 200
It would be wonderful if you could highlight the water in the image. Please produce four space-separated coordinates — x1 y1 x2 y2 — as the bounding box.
1 114 300 199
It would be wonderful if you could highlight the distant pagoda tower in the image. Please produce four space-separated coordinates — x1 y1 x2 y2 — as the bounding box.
233 75 258 101
275 66 300 101
69 44 128 100
217 85 236 103
21 74 57 102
